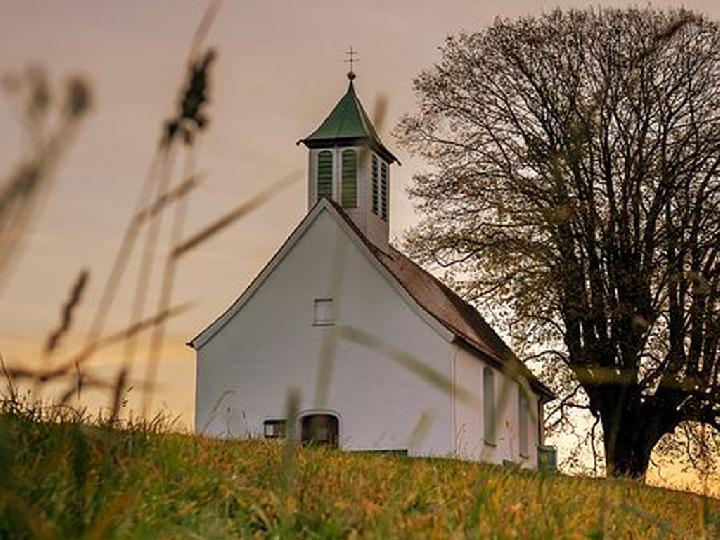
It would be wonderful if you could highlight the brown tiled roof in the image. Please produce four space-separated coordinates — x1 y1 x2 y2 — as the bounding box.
189 198 553 399
328 200 554 399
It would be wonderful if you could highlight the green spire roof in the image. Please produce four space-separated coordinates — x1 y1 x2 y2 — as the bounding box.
299 80 398 164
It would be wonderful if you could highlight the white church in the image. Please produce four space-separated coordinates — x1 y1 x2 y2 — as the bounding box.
190 72 554 468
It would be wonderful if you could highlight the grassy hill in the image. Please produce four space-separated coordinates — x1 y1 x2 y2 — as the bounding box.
0 406 718 539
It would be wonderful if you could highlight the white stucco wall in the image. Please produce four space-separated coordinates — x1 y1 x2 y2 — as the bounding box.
195 208 454 456
453 345 540 468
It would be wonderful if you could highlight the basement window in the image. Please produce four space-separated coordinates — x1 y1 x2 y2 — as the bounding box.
263 419 286 439
313 298 334 326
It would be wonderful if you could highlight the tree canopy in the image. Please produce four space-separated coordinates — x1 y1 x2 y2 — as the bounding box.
397 7 720 478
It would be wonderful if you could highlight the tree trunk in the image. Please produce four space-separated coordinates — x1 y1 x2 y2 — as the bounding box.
604 436 654 479
601 414 660 479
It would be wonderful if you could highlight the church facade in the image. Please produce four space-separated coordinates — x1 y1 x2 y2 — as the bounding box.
190 74 554 468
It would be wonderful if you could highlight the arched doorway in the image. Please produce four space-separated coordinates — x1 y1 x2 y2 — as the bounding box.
300 413 339 446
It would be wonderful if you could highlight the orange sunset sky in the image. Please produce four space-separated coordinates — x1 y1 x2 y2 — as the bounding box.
1 1 719 493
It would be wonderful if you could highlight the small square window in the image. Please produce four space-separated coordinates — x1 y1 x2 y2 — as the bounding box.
264 419 286 439
313 298 334 326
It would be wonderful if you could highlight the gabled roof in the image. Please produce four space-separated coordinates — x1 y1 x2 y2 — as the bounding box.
325 201 554 400
298 80 399 164
188 199 553 400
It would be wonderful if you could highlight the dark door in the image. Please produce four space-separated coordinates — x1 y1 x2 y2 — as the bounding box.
300 414 339 446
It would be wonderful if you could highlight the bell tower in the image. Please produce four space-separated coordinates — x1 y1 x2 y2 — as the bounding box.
298 60 398 252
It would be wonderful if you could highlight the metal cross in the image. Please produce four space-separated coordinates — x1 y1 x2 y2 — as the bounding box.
344 46 359 73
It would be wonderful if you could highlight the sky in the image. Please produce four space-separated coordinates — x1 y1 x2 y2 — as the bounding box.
1 0 719 492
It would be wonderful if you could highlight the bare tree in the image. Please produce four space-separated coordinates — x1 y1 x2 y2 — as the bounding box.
397 7 720 478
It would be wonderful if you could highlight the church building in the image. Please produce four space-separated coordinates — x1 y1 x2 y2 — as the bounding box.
190 71 554 468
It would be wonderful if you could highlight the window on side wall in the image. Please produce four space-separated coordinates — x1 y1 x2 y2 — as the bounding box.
518 386 529 457
263 419 286 439
483 367 496 445
313 298 334 326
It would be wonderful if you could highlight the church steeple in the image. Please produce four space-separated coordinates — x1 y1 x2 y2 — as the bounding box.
298 71 398 251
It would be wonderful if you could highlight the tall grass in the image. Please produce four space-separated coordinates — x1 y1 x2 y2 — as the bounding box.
0 397 717 539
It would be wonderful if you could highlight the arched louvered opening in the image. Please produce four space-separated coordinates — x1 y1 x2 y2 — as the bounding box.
483 367 496 445
317 150 333 200
380 161 388 220
301 413 339 447
341 149 358 208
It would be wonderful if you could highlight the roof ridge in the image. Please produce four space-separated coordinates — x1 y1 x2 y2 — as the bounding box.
387 246 515 358
189 198 553 399
325 201 548 386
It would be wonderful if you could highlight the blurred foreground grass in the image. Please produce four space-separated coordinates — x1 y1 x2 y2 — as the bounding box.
0 402 718 539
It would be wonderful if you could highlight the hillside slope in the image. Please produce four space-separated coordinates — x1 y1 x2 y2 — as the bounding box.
0 410 717 539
